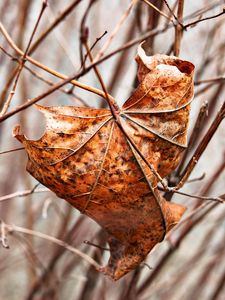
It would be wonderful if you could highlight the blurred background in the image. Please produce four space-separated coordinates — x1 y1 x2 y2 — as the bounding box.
0 0 225 299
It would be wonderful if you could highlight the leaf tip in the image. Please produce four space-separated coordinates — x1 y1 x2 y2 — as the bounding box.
136 42 195 82
163 201 186 232
12 125 21 137
12 125 25 143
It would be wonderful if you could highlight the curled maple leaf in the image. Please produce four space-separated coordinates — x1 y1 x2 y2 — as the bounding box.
13 44 194 280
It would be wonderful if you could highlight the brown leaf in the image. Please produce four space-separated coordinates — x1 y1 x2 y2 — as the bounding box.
13 44 194 280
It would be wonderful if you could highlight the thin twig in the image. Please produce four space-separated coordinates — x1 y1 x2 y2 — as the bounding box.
79 0 97 68
4 223 101 270
186 173 206 183
68 30 108 96
183 8 225 29
143 0 172 22
0 187 49 202
175 101 225 190
0 0 83 106
28 0 83 54
94 1 222 64
0 147 24 155
26 216 86 299
195 75 225 85
1 4 222 99
0 20 177 99
0 45 88 106
83 240 110 251
174 0 184 56
200 152 225 196
82 31 108 70
163 0 184 27
138 201 218 295
159 187 225 203
93 0 138 62
156 210 225 298
0 21 111 101
0 46 115 123
176 101 208 176
195 83 215 97
0 1 48 116
84 42 119 116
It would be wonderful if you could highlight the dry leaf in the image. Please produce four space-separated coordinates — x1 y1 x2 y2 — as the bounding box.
13 44 194 280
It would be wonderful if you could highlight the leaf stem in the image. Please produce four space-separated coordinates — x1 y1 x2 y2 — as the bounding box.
84 42 120 116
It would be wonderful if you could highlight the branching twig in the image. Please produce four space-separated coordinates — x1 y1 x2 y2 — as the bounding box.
174 0 184 56
4 223 101 270
159 186 225 203
154 210 225 298
163 0 184 27
0 49 114 123
143 0 172 23
0 22 111 101
0 187 49 202
175 101 225 189
0 2 225 297
0 1 48 116
183 8 225 29
82 31 108 70
138 201 219 295
28 0 83 54
200 152 225 196
176 101 208 176
79 0 97 68
0 45 88 106
84 42 119 115
93 0 138 62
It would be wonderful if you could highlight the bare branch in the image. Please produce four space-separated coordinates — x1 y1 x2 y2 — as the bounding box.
93 0 138 62
4 223 101 270
0 1 47 116
0 147 24 155
29 0 83 54
143 0 172 23
0 187 49 202
195 75 225 85
0 45 88 106
176 101 225 189
174 0 184 56
0 22 111 101
184 8 225 29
